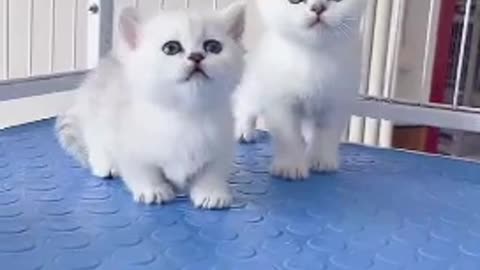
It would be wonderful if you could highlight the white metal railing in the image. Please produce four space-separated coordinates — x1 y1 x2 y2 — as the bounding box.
351 0 480 150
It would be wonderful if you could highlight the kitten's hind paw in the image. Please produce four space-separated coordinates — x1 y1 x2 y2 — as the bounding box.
270 159 309 180
190 186 233 209
131 183 176 205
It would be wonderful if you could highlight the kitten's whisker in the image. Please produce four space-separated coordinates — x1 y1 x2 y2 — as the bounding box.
326 26 340 40
337 24 351 39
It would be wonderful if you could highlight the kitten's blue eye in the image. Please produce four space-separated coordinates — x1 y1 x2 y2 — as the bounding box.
288 0 306 4
203 40 223 54
162 41 183 55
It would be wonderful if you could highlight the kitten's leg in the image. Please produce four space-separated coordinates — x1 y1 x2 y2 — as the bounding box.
307 126 342 172
235 114 257 143
233 81 260 143
307 113 346 172
264 107 309 180
119 159 175 204
189 160 232 209
89 149 115 178
85 129 115 178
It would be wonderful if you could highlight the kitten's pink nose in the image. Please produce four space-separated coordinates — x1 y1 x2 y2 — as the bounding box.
311 4 327 16
188 53 205 63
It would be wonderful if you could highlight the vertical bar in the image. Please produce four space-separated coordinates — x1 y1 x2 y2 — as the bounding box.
348 0 378 143
50 0 55 73
452 0 473 108
28 0 33 76
363 0 392 146
73 0 79 69
87 0 101 68
462 2 480 107
0 0 7 79
8 0 31 78
383 0 404 100
99 0 114 58
75 0 89 69
421 0 442 96
378 0 406 148
425 0 457 153
52 0 76 72
30 0 54 75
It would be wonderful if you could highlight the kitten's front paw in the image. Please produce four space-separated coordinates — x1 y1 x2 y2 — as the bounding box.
110 167 120 178
310 155 339 172
131 182 175 204
89 156 116 179
190 185 232 209
270 158 309 180
91 165 116 179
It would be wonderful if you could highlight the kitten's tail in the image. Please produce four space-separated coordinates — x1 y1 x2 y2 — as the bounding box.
55 111 88 166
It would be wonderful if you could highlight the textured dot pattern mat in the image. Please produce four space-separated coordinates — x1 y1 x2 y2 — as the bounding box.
0 120 480 270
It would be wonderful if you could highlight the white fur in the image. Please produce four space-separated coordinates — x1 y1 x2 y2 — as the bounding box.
234 0 366 180
56 3 246 209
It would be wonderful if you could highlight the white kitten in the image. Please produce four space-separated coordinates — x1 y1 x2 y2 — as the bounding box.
234 0 366 180
56 3 246 209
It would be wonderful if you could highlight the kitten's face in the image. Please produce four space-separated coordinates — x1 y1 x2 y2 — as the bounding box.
257 0 366 47
121 4 245 110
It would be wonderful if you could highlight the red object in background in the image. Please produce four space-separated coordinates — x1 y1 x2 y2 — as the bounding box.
425 0 457 153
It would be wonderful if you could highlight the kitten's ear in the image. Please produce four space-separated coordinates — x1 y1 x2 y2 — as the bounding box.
119 7 141 50
221 1 246 41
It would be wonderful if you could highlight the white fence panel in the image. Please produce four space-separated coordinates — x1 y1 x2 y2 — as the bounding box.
53 0 77 72
0 0 6 80
31 0 54 76
0 0 92 80
75 0 90 70
8 0 31 79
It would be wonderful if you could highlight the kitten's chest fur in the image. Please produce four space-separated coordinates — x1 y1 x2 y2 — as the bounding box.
119 104 232 182
253 34 361 108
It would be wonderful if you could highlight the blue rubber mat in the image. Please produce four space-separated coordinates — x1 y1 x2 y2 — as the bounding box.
0 119 480 270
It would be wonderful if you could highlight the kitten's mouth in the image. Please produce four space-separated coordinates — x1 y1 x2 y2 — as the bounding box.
308 17 324 28
185 66 210 81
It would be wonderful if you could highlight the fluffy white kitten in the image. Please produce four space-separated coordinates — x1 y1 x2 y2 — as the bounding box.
56 3 246 209
234 0 366 180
